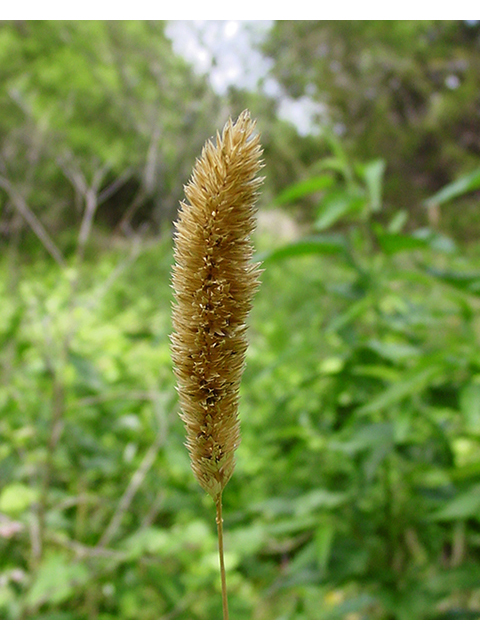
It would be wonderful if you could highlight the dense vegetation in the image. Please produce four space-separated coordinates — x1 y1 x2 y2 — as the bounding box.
261 20 480 237
1 20 480 620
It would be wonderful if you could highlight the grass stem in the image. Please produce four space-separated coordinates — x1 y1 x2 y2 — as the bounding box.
215 494 229 620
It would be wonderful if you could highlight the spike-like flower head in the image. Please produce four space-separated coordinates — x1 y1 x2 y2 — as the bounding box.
171 110 263 500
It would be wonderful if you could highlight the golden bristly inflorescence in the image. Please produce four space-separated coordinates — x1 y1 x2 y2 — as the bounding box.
171 110 263 501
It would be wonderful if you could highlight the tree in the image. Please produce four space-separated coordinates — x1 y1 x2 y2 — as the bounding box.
0 21 222 251
260 21 480 237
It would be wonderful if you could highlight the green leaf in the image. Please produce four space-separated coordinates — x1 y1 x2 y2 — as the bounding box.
257 234 347 263
356 364 442 417
326 295 373 334
460 382 480 435
315 522 335 573
388 210 408 233
295 489 348 516
359 158 385 212
367 339 421 363
425 167 480 206
451 461 480 482
0 484 37 514
273 174 335 206
422 265 480 296
377 231 429 255
415 229 457 253
265 515 318 537
121 527 170 559
26 553 89 608
430 484 480 521
315 156 350 177
69 350 104 393
227 523 267 556
332 423 394 455
314 191 366 231
376 227 456 255
426 566 480 594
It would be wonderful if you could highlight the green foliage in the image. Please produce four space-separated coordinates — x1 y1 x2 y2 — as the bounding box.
2 145 480 618
425 168 480 207
1 21 480 620
261 20 480 238
0 21 222 240
243 145 480 619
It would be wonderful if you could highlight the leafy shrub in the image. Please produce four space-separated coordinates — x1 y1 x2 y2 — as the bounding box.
1 141 480 618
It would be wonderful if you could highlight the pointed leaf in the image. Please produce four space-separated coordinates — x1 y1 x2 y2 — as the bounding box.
315 191 366 231
356 364 442 417
422 265 480 296
273 174 335 206
425 168 480 206
431 484 480 521
377 231 429 255
258 234 347 263
359 158 385 212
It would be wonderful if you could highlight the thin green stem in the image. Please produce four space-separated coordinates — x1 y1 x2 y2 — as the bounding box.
215 494 229 620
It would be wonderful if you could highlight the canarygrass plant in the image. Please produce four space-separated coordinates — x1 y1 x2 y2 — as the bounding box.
171 110 263 619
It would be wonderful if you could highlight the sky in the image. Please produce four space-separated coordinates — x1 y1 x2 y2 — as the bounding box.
166 21 273 94
166 20 323 136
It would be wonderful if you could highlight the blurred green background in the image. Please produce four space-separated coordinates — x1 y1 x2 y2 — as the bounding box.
1 20 480 620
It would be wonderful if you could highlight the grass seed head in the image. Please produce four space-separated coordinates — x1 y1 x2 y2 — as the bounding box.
171 110 263 500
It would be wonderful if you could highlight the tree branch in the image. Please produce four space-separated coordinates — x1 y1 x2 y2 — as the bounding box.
97 393 171 548
0 176 65 266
